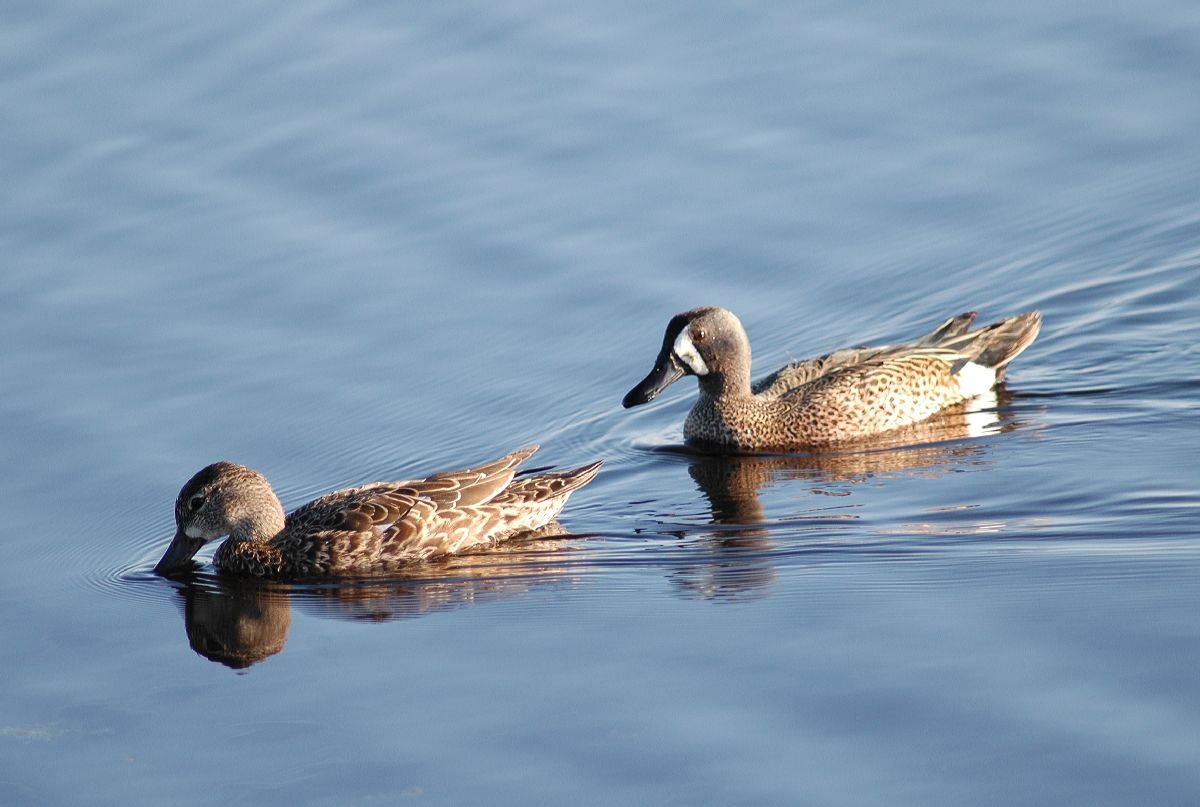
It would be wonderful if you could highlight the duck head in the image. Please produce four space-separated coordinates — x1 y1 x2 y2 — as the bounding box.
622 306 751 407
154 462 284 574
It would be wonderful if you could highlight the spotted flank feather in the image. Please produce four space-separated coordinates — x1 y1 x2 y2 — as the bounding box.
154 447 601 578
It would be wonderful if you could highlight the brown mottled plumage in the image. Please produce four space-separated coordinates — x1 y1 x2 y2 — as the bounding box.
623 307 1041 452
153 446 601 578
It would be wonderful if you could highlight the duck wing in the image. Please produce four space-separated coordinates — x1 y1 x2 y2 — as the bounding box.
400 445 539 508
273 447 543 571
752 312 982 399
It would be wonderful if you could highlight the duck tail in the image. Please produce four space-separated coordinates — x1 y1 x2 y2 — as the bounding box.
947 311 1043 381
505 460 602 501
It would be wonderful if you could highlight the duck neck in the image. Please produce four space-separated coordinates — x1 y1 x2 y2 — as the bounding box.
227 497 286 544
698 362 753 401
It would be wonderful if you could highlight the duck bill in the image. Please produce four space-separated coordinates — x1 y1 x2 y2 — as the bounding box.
623 352 686 408
154 529 205 575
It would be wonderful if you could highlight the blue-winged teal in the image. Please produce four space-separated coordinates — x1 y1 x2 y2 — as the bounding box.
154 446 601 577
623 307 1041 451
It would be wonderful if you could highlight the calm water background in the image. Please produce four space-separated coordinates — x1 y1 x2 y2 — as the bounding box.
3 1 1199 804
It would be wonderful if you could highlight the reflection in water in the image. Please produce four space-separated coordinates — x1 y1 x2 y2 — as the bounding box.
669 394 1024 599
183 578 291 668
171 398 1036 657
171 525 579 668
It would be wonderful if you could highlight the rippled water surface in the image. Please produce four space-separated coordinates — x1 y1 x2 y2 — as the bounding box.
3 2 1199 805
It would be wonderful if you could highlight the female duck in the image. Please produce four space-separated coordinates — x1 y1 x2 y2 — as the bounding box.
623 306 1041 451
154 446 600 577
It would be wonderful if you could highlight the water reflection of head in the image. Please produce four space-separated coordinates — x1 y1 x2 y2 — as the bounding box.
182 576 291 669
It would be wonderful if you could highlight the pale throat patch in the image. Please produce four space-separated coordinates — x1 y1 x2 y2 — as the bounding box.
673 329 710 376
184 523 226 542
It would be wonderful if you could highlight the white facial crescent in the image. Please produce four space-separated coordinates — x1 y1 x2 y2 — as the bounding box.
673 329 709 376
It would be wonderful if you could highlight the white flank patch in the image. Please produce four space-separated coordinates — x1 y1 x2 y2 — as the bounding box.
673 329 709 375
956 361 996 398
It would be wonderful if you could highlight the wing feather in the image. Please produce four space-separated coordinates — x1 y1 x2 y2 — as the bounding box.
403 446 538 508
272 448 545 571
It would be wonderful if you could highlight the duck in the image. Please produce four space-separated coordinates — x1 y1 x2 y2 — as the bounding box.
622 306 1041 451
153 446 601 577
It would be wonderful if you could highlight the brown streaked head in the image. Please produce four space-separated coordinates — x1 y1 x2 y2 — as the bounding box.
154 462 283 575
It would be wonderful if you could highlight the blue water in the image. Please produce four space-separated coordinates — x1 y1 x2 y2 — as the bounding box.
3 2 1199 805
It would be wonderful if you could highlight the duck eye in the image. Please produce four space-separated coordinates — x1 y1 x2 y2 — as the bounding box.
188 494 205 512
693 327 706 343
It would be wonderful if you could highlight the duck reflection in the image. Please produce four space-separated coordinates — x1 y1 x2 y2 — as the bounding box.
668 395 1021 599
182 577 291 668
170 524 579 668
